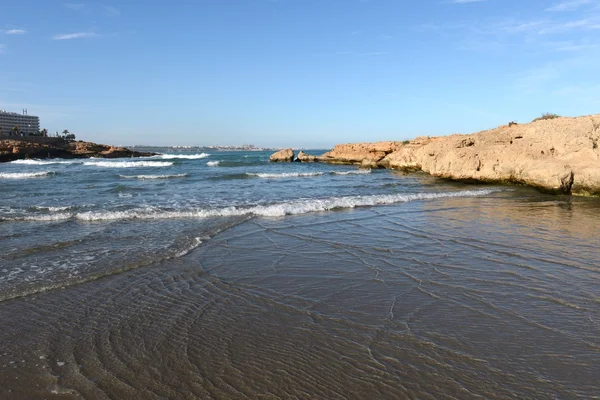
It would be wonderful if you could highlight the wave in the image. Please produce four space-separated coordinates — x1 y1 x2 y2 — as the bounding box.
83 161 173 168
22 213 73 221
6 189 498 223
247 172 325 179
0 171 53 179
244 170 370 179
208 173 252 181
207 161 220 167
32 205 73 212
119 173 188 180
331 169 372 175
155 153 210 160
208 160 267 168
0 216 250 303
10 159 78 165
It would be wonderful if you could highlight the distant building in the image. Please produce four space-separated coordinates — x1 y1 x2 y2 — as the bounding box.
0 109 40 137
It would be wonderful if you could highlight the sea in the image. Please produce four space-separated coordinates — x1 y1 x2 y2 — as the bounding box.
0 149 598 399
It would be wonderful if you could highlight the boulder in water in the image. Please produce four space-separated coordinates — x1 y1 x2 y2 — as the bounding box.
297 151 318 162
269 148 295 162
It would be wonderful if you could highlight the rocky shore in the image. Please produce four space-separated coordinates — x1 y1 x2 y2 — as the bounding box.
0 137 157 163
272 114 600 195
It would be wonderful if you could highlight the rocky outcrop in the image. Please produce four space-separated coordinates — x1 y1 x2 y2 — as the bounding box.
0 138 156 163
269 148 295 162
297 151 322 162
303 114 600 195
320 141 404 166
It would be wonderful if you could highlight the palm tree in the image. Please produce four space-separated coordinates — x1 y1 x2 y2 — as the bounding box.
62 129 69 136
12 126 20 137
41 128 48 137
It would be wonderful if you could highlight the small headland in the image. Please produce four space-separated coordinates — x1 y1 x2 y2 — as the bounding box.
0 137 157 163
271 113 600 196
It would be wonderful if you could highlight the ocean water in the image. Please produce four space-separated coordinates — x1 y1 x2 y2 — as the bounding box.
0 150 599 399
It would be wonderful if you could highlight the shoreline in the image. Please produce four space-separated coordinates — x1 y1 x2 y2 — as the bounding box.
0 137 157 162
272 113 600 196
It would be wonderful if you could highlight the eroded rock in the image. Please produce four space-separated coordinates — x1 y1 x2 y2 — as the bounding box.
269 148 295 162
309 114 600 195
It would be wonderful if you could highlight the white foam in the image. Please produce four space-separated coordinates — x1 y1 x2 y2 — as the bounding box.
206 161 220 167
83 161 173 168
119 173 188 180
331 169 372 175
247 172 325 179
22 213 73 221
156 153 210 160
0 171 52 179
33 206 72 212
174 237 203 257
74 189 499 221
10 159 78 165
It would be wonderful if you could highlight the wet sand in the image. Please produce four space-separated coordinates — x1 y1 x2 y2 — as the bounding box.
1 192 599 399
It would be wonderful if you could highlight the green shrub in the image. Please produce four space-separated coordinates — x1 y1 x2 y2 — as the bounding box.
402 140 410 145
532 113 560 122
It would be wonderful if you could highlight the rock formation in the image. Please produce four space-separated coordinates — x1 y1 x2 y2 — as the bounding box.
0 138 156 163
269 148 295 162
296 114 600 195
296 151 321 162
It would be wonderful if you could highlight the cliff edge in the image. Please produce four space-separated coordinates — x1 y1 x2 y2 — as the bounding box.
311 114 600 195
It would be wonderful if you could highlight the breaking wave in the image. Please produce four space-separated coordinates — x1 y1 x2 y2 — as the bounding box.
10 159 79 165
32 205 73 212
83 161 173 168
22 213 73 222
119 174 188 180
332 169 372 175
0 171 53 179
244 170 371 179
155 153 210 160
9 189 499 222
247 172 325 179
207 161 220 167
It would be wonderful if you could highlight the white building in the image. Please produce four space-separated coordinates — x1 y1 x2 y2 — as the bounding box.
0 109 40 137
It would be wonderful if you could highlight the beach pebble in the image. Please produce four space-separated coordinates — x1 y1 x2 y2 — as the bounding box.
57 361 65 367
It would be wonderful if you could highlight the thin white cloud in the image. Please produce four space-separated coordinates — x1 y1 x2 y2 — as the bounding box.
425 15 600 36
555 43 599 50
0 44 5 54
541 39 599 51
53 32 98 40
546 0 592 12
103 5 120 16
514 55 591 94
5 29 26 35
64 3 86 11
447 0 487 3
537 17 600 34
335 51 389 56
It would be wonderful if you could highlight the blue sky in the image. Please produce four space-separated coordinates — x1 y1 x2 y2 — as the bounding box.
1 0 600 147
